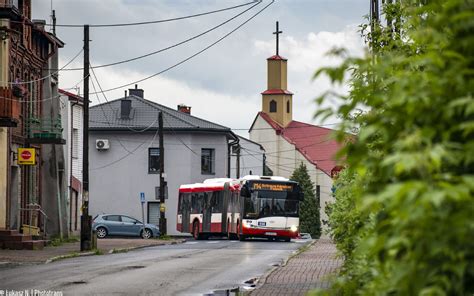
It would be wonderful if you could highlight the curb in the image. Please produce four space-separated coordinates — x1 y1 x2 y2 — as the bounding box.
248 239 318 295
107 239 186 254
45 239 186 264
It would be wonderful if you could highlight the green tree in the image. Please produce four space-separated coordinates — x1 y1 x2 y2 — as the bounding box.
290 162 321 238
314 0 474 294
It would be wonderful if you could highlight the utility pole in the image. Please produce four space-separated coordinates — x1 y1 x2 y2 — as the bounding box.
236 145 240 178
80 24 92 251
158 111 167 235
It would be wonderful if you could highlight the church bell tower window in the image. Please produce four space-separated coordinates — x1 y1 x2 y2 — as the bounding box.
270 100 277 113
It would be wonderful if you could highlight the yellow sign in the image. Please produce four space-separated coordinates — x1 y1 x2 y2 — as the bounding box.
160 203 166 212
18 148 36 165
251 182 293 192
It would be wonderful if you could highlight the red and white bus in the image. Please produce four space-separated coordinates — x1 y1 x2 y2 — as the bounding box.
177 178 241 240
238 176 304 242
177 176 304 241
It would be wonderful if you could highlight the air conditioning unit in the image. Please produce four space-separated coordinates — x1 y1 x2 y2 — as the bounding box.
96 139 110 150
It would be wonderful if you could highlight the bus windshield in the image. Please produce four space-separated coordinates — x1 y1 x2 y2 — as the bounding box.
243 190 299 219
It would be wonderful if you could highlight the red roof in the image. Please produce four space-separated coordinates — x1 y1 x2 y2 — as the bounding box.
267 55 287 61
261 89 294 95
254 112 344 176
59 89 83 102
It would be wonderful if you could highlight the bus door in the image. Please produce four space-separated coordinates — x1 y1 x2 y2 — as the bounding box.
181 195 191 233
202 192 212 232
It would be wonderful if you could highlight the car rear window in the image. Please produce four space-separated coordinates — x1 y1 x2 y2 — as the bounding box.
105 215 121 222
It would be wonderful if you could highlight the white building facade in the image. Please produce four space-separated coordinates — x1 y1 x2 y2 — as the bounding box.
59 89 83 235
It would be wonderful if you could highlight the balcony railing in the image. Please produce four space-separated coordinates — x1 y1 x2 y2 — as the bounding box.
0 86 21 127
27 117 66 144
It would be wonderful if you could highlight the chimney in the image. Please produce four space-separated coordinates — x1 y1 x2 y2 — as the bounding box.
177 104 191 115
32 19 46 31
128 84 144 98
120 99 132 119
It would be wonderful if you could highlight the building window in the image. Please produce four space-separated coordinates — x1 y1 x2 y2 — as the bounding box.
286 100 290 113
270 100 277 112
201 148 215 175
148 148 160 174
72 128 79 158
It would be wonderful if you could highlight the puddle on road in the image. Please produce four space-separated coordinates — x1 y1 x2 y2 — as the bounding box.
204 277 258 295
204 287 240 296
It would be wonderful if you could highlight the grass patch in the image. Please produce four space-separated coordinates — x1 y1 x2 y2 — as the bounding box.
110 248 130 254
157 234 172 240
49 236 80 247
93 248 104 255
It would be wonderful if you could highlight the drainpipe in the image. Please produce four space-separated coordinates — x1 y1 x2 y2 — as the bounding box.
54 144 63 238
227 132 239 178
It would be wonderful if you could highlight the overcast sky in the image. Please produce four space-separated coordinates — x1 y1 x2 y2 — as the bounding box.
33 0 368 136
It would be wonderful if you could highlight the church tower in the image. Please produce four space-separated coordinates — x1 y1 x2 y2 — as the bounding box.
261 22 293 127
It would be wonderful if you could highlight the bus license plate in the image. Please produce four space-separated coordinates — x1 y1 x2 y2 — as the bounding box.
265 232 277 236
258 222 266 226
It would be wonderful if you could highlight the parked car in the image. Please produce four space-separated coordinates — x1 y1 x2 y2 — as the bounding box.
92 214 160 239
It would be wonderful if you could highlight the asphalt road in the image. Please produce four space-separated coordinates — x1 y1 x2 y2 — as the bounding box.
0 238 310 295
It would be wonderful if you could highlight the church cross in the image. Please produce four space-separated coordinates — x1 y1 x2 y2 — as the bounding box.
273 21 283 56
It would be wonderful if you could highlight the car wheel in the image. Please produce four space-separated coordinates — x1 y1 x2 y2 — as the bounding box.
283 237 291 242
141 228 152 239
96 227 107 239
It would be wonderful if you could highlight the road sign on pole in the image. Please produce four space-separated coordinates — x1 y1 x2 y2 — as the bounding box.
140 192 145 203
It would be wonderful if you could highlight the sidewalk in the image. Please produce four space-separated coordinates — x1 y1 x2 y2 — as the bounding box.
251 238 342 296
0 238 184 265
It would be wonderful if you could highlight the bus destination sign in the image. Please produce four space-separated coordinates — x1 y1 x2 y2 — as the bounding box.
251 182 293 192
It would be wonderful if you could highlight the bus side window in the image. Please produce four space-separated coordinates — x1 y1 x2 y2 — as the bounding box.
191 194 199 214
178 193 182 214
211 191 222 213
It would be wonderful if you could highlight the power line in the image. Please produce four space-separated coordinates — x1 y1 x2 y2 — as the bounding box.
0 75 88 103
9 1 257 28
48 1 262 72
0 48 83 85
85 0 275 95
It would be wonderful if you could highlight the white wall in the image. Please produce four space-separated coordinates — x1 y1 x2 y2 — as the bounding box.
60 94 84 235
89 131 229 235
250 115 334 226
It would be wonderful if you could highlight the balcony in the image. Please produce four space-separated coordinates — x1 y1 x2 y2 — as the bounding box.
0 86 21 127
0 0 21 19
27 117 66 145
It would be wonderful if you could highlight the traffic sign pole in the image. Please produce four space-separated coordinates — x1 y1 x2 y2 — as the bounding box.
140 192 146 238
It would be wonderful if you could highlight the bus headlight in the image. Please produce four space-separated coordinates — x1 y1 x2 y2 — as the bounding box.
290 225 298 232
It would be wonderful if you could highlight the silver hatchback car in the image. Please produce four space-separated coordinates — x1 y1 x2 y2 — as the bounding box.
93 214 160 239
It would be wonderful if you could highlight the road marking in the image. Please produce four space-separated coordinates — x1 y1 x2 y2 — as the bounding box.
207 241 220 244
